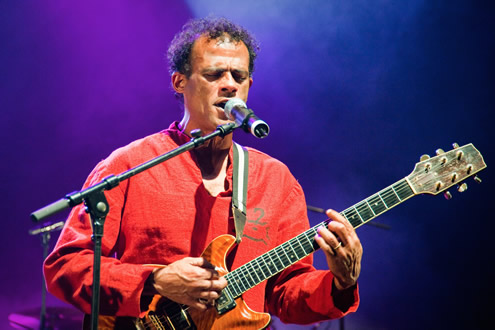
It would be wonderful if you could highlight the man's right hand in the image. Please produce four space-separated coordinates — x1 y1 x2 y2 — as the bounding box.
152 257 228 311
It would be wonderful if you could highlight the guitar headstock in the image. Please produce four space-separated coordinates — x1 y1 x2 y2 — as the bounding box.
407 143 486 197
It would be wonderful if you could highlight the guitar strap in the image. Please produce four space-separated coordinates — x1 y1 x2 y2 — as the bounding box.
232 142 249 244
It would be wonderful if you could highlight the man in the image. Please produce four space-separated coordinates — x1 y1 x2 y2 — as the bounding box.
44 17 363 328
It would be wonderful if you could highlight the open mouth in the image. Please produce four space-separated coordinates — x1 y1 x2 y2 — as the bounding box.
214 101 227 109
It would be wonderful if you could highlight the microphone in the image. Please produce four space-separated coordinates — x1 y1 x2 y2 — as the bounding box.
224 98 270 138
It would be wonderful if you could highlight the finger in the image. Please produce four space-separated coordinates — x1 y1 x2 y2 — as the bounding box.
326 209 358 245
326 221 350 246
192 258 221 279
317 225 341 251
197 290 220 300
209 277 228 291
199 257 218 270
197 267 220 280
188 257 217 270
195 278 228 292
315 232 338 257
326 209 353 229
190 299 208 311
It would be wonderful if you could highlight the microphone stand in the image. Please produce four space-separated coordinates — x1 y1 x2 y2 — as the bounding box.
29 220 65 330
30 123 236 330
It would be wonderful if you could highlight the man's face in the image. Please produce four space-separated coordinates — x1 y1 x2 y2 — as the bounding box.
173 35 253 134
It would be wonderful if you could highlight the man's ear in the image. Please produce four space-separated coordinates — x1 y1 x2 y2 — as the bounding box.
249 77 253 88
172 72 187 93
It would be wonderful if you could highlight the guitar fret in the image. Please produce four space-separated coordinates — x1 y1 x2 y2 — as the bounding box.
353 206 365 223
278 244 289 265
232 269 247 293
246 262 260 284
224 274 237 296
269 249 283 271
356 202 374 223
311 227 321 250
291 238 303 257
224 286 238 301
300 232 315 254
251 261 263 283
303 230 314 247
388 188 400 205
294 236 307 258
396 180 413 200
341 213 352 227
379 190 392 208
279 244 291 265
365 199 377 216
343 208 361 227
381 188 399 208
243 265 256 287
285 242 299 263
377 193 388 209
223 282 237 300
259 255 272 278
367 195 386 216
252 258 263 281
391 186 401 201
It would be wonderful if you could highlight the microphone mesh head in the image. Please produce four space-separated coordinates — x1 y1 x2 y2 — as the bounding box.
224 98 247 119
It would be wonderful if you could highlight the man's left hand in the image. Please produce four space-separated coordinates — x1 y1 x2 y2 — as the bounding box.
314 209 363 290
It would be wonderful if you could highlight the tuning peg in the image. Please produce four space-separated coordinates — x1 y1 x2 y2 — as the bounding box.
435 181 443 191
436 148 445 155
457 183 468 192
452 142 460 149
420 154 430 162
443 191 452 200
473 176 482 184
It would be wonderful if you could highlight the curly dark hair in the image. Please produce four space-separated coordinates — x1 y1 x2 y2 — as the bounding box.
167 17 260 77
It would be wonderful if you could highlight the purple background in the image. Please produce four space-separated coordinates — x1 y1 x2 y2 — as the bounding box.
1 1 493 329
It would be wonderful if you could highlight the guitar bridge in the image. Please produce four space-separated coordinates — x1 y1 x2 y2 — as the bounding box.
216 288 237 315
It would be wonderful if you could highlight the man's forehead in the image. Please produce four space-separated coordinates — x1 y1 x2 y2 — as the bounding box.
190 35 250 68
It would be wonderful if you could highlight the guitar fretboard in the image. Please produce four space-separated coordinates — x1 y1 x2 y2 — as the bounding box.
223 178 414 299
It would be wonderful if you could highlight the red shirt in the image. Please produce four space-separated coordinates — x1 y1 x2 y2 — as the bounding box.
44 123 359 325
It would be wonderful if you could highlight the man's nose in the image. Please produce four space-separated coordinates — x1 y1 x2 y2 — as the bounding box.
220 73 238 95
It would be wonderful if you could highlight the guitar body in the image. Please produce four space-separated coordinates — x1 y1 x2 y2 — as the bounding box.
86 234 271 330
185 235 271 329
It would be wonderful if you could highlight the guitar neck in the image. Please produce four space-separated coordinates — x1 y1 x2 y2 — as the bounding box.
224 178 414 298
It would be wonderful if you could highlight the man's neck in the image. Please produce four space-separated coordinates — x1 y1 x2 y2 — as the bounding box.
179 114 233 176
192 141 230 196
192 140 230 178
179 115 232 195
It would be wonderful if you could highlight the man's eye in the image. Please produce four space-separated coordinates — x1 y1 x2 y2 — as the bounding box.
205 73 221 80
234 75 248 83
